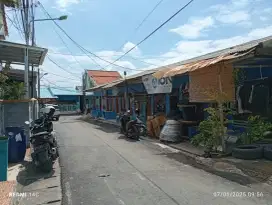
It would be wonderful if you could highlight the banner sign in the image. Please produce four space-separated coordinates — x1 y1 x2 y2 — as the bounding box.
142 74 172 94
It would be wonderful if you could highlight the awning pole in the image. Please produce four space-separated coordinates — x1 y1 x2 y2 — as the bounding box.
218 67 226 153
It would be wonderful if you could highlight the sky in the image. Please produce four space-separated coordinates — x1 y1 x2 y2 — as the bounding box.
5 0 272 89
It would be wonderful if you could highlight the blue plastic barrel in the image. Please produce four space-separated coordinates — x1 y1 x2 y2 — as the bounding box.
0 136 8 181
5 127 26 163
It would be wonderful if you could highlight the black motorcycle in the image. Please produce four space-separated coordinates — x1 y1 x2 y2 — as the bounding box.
119 111 147 140
25 110 58 172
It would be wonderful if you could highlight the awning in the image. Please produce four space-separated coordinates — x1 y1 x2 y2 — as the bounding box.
0 40 48 66
153 49 256 79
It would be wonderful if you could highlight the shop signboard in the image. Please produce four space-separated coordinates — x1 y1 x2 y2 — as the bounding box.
142 74 172 94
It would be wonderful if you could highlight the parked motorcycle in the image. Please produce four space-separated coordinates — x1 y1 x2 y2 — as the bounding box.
25 106 58 172
119 110 147 140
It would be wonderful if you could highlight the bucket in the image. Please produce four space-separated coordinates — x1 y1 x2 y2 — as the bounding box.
0 136 8 181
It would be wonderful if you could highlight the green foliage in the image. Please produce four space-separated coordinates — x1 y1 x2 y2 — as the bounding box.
240 115 272 144
191 107 227 151
0 64 25 100
233 68 246 86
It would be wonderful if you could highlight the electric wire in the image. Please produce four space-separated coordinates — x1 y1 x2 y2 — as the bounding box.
107 0 195 66
37 1 154 71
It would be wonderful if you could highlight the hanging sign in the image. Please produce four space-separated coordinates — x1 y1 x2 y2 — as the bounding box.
142 74 172 94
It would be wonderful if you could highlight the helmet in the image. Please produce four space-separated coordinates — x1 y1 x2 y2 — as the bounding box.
44 105 55 116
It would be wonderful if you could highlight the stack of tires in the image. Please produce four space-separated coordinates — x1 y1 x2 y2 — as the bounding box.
232 138 272 160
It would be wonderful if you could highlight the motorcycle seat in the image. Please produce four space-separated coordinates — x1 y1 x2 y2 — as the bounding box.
32 131 50 137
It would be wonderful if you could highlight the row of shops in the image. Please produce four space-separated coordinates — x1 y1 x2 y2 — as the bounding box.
86 35 272 140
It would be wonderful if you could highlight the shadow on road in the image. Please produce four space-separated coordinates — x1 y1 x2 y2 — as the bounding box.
16 160 55 187
81 117 120 134
118 135 139 142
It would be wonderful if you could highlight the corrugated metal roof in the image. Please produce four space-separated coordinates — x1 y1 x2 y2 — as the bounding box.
153 50 255 78
163 35 272 68
153 35 272 78
39 87 57 99
87 70 122 85
87 35 272 90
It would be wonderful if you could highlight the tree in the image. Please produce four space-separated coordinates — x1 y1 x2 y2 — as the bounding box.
0 0 19 8
0 63 25 100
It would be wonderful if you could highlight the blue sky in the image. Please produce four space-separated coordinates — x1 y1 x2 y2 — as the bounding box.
6 0 272 88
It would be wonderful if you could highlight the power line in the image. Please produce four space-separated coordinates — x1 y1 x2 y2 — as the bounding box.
134 0 165 33
115 0 165 51
38 6 89 71
46 56 81 78
42 79 79 91
37 1 154 72
38 1 106 71
107 0 195 67
42 70 81 81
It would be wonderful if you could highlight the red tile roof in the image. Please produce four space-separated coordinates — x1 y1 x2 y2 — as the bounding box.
87 70 122 85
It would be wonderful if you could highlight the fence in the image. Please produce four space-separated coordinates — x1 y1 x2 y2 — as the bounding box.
0 99 38 139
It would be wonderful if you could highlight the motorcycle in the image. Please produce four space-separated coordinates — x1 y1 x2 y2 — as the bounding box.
25 110 58 172
119 111 147 140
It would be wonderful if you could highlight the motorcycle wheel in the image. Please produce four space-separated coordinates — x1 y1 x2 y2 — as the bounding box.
128 126 140 140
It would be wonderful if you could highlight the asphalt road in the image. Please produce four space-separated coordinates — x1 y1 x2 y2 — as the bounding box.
55 116 272 205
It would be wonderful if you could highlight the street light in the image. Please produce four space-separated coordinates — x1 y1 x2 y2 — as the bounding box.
31 15 68 99
40 72 48 79
31 15 68 23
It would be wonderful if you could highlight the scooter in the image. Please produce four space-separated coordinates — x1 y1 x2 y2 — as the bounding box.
119 111 147 140
25 112 58 172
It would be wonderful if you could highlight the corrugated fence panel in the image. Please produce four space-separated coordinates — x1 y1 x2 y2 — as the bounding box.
3 102 30 138
189 63 235 102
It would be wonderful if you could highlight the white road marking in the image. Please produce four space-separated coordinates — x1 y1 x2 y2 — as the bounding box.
118 199 126 205
133 172 146 180
65 181 73 205
104 178 126 205
153 143 180 153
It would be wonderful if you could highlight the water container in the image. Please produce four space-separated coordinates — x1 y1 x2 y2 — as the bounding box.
5 127 26 163
0 136 8 181
159 120 182 142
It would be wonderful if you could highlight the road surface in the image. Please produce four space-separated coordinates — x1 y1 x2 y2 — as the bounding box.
55 116 272 205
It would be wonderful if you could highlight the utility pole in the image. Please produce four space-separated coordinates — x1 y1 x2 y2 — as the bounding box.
31 0 35 98
124 71 129 110
22 0 30 99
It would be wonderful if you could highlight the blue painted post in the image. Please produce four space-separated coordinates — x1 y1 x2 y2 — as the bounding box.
118 97 121 112
151 95 154 115
165 94 170 115
113 97 116 112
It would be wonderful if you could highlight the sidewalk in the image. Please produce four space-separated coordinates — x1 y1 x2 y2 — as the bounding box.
83 115 272 192
0 149 30 205
12 148 62 205
0 147 62 205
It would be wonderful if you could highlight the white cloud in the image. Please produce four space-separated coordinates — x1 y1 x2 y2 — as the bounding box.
56 0 80 9
169 16 214 39
210 0 251 25
145 25 272 68
122 41 141 56
217 11 250 24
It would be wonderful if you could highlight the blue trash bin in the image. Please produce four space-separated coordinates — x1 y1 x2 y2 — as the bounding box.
5 127 26 163
0 136 8 181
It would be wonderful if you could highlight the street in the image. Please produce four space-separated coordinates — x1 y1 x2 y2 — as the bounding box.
55 116 272 205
